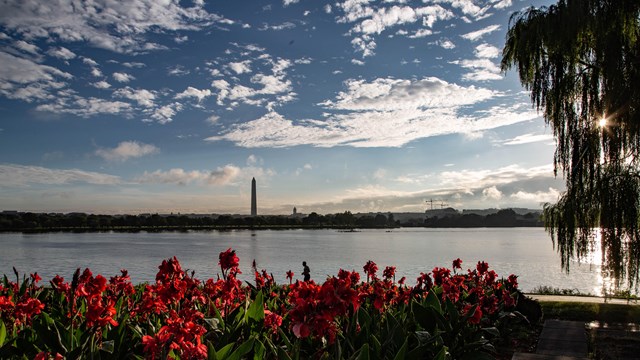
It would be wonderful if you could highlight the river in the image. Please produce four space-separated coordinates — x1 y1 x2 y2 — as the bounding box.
0 227 610 295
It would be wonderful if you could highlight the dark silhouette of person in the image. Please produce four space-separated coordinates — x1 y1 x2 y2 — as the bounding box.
302 261 310 282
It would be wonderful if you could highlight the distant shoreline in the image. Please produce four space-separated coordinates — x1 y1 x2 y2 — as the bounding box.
0 208 543 233
0 223 545 234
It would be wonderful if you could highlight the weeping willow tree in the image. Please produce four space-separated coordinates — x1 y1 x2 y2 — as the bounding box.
501 0 640 290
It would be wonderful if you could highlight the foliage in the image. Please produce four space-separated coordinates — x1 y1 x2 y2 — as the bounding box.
501 0 640 290
0 250 526 359
539 301 640 323
530 286 592 297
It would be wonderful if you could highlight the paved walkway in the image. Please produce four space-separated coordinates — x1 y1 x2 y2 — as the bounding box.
525 294 639 305
512 320 588 360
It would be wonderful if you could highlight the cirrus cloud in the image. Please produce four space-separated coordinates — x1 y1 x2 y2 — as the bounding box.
207 76 538 148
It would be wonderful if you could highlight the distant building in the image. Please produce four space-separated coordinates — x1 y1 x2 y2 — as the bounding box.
289 206 305 219
251 177 257 216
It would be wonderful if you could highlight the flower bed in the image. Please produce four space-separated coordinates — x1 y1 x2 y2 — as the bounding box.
0 249 524 359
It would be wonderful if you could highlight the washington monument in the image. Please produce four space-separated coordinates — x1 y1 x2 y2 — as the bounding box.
251 177 257 216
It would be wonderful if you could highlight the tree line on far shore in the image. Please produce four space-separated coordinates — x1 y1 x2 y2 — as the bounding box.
0 208 542 232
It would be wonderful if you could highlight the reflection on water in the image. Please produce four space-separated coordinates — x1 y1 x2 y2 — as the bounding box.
0 228 616 295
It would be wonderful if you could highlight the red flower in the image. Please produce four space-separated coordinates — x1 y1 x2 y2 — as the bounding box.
452 258 462 270
30 272 42 284
507 274 518 288
264 309 283 333
292 322 311 338
34 352 63 360
363 260 378 281
286 270 294 284
382 266 396 281
219 248 239 271
464 304 483 324
476 261 489 275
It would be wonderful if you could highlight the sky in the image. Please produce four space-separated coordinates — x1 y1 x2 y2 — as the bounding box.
0 0 565 215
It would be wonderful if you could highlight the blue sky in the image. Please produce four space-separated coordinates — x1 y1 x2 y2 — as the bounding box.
0 0 564 215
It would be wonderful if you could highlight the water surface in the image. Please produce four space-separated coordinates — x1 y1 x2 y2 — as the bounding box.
0 228 606 294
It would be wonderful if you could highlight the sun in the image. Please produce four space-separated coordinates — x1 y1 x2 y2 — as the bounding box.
599 117 607 127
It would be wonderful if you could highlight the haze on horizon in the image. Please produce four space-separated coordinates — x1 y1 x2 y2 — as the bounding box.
0 0 564 215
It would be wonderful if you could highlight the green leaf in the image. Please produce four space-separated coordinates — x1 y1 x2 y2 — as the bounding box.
433 346 449 360
412 302 436 333
481 327 500 338
0 321 5 346
246 291 265 324
425 291 442 314
208 341 218 360
370 334 381 355
227 338 255 360
357 343 370 360
253 340 266 360
393 338 408 360
277 347 293 360
215 342 235 359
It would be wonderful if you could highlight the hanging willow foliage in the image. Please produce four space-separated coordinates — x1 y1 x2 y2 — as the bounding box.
501 0 640 290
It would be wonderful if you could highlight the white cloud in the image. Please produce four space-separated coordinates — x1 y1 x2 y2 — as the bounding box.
510 187 560 204
113 87 156 107
431 0 489 19
228 60 252 74
136 165 241 186
408 29 432 38
0 164 121 186
206 77 537 148
283 0 299 6
482 185 503 200
90 68 103 77
337 3 453 56
492 0 512 9
14 40 40 55
168 65 190 76
150 103 182 124
113 72 134 83
258 22 296 31
82 57 98 66
324 4 332 13
0 0 234 54
246 155 258 166
351 36 377 57
351 5 453 35
0 51 72 102
440 164 554 190
175 87 212 102
35 97 131 117
351 59 365 66
451 58 502 81
461 24 500 41
95 141 159 162
501 133 554 146
437 39 456 49
206 115 220 124
122 62 145 68
211 57 295 109
474 43 500 58
47 46 76 60
91 80 111 89
323 77 495 111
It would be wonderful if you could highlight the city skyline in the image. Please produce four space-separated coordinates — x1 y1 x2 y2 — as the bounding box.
0 0 564 215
